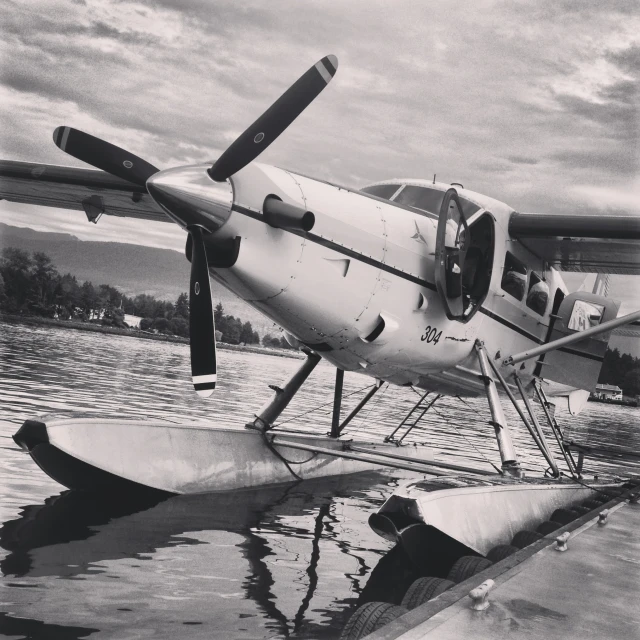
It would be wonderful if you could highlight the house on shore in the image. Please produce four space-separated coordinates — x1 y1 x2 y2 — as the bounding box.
592 384 623 400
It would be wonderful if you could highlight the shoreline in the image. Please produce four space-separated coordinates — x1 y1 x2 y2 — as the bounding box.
0 314 304 360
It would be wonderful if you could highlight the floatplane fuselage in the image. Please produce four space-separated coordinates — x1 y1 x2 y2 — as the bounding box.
146 161 567 398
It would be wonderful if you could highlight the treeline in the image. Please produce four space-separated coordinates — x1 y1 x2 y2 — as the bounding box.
0 247 291 348
598 348 640 397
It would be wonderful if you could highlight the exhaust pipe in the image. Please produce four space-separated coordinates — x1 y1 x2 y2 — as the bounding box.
263 195 315 232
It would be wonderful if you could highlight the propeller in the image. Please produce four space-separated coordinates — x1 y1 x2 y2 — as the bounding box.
208 54 338 182
188 226 217 397
52 54 339 396
53 126 159 186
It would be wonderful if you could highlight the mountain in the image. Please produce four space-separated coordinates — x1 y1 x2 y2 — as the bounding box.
0 222 276 334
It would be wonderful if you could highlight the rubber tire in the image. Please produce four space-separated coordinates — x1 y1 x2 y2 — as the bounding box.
401 577 455 610
582 499 602 510
550 508 577 525
340 602 408 640
511 530 543 549
570 506 590 516
486 544 519 562
536 520 562 535
446 556 493 584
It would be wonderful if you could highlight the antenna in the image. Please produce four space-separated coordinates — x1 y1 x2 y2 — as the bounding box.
433 174 436 184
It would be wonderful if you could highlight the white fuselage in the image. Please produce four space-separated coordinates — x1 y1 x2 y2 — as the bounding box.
165 162 567 396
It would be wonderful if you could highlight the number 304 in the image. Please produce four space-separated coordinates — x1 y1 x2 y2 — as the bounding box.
421 325 442 344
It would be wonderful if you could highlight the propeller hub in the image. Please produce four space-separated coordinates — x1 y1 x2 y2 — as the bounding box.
147 164 233 232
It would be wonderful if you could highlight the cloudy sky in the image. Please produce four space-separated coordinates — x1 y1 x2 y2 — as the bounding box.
1 0 638 313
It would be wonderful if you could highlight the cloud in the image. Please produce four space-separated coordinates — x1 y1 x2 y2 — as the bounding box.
568 183 640 214
507 156 539 166
0 1 638 249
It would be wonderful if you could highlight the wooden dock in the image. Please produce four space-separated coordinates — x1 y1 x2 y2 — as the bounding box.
363 495 640 639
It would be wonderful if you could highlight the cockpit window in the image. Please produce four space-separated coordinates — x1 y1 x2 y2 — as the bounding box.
526 273 549 315
459 198 481 218
394 185 445 215
501 252 527 300
360 184 401 200
393 185 482 219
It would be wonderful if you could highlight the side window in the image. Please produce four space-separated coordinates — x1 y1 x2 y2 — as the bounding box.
360 184 401 200
568 300 605 331
526 273 549 315
501 252 527 300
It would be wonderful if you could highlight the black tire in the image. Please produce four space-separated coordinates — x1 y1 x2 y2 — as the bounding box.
446 556 493 583
340 602 408 640
486 544 519 562
511 530 543 549
536 520 562 535
401 577 455 610
550 508 576 525
582 499 602 510
570 506 590 516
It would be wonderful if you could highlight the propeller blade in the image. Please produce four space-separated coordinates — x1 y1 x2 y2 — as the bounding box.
208 54 338 182
53 126 159 186
188 226 217 397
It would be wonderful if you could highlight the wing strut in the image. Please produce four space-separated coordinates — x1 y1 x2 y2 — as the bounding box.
503 309 640 367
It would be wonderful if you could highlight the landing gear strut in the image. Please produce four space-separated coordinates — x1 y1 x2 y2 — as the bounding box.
247 349 321 431
475 340 522 477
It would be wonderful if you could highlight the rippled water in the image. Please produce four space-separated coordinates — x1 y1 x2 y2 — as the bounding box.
1 321 638 639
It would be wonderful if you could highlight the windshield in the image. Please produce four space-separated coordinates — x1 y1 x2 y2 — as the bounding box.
360 184 400 200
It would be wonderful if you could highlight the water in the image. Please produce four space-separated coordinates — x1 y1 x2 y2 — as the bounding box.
1 321 638 639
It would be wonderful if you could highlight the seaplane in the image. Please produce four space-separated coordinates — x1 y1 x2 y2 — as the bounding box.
2 55 640 571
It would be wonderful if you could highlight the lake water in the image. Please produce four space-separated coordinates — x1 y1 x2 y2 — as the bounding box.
1 321 638 639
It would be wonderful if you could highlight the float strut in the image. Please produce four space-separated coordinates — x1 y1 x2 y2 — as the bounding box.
511 373 559 477
335 380 383 437
475 340 522 477
247 349 321 432
330 369 345 438
533 382 579 478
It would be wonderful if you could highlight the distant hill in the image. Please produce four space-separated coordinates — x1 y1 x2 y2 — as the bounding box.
0 222 276 334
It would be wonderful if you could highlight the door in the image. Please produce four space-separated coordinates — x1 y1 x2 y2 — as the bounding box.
434 188 470 320
541 291 620 390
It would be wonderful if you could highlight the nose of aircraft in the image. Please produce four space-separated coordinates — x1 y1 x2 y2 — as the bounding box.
146 164 234 232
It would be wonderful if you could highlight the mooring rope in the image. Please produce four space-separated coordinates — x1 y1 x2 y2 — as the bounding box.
261 431 305 480
562 471 625 497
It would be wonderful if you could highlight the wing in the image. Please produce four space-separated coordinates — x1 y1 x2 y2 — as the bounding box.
509 212 640 274
0 160 171 224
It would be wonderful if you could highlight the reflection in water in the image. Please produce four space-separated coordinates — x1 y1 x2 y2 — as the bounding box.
0 474 390 638
0 612 99 639
1 321 639 638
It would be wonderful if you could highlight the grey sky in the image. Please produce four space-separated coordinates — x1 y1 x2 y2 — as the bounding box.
1 0 638 315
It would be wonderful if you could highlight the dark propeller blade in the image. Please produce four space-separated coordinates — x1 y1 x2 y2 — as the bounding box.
208 54 338 182
53 126 159 186
188 226 217 396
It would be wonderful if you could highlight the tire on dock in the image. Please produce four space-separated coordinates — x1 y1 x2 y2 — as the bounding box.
486 544 519 562
340 602 408 640
446 556 493 583
550 508 577 525
401 577 455 610
570 506 591 516
536 520 562 535
511 530 543 549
